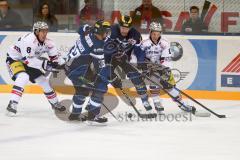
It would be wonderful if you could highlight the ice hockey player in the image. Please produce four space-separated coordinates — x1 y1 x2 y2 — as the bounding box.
136 21 196 114
55 20 111 123
104 15 155 112
6 21 66 116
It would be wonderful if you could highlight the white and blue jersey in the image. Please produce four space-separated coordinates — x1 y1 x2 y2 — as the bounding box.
65 24 107 79
66 24 106 68
136 37 172 68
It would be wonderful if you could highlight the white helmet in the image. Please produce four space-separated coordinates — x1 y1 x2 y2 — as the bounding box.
33 21 48 32
149 22 162 32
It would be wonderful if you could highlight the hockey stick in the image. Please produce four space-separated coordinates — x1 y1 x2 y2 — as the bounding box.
201 0 211 21
45 70 59 78
101 102 119 121
78 73 159 120
79 78 121 121
75 63 157 119
150 72 226 118
119 88 157 119
143 73 210 117
173 87 226 118
126 62 226 118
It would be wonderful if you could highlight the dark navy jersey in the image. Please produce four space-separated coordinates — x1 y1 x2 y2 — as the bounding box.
104 24 142 63
67 24 105 62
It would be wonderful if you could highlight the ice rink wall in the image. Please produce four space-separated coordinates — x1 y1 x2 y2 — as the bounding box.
0 32 239 100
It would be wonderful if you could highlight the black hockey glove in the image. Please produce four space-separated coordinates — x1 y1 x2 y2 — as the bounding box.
111 75 122 89
42 59 59 72
159 79 173 89
137 62 154 77
159 67 171 81
159 67 175 89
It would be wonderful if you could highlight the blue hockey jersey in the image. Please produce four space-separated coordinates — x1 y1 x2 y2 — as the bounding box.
104 24 142 63
67 24 105 65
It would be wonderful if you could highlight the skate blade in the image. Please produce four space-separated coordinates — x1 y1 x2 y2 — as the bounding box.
86 121 108 126
156 109 165 115
157 112 165 116
139 113 157 119
194 111 211 117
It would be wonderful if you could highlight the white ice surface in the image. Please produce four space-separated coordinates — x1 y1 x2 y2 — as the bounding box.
0 94 240 160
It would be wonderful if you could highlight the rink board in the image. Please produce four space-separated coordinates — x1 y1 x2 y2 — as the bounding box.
0 84 239 100
0 32 239 100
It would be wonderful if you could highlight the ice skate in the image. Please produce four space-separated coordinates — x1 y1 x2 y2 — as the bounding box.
51 102 66 112
180 104 211 117
142 100 153 111
6 101 18 116
68 113 87 121
179 104 196 114
86 116 108 126
153 101 164 114
88 117 108 123
179 104 211 117
86 111 108 125
138 101 158 118
68 113 80 121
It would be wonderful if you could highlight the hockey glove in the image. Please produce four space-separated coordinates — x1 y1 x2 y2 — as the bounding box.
159 69 176 89
111 75 122 89
42 59 59 72
159 67 171 81
54 56 68 66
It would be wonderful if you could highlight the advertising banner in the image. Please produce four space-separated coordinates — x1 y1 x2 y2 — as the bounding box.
217 39 240 91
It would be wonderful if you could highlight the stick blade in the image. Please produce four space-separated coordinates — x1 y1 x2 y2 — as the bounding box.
139 113 157 119
217 115 226 118
201 0 211 20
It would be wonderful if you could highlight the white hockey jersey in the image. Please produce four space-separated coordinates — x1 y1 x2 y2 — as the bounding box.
7 32 58 69
138 37 172 68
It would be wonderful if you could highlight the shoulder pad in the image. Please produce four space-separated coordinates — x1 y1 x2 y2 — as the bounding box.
78 24 91 36
159 37 170 48
141 39 151 47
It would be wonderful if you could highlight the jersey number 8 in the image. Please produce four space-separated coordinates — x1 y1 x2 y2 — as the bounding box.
27 47 31 53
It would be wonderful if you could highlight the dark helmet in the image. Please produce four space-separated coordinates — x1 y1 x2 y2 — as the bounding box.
93 20 111 35
119 15 132 28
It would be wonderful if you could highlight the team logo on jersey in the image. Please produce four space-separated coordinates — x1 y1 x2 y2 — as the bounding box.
170 42 183 61
221 53 240 87
104 40 118 54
